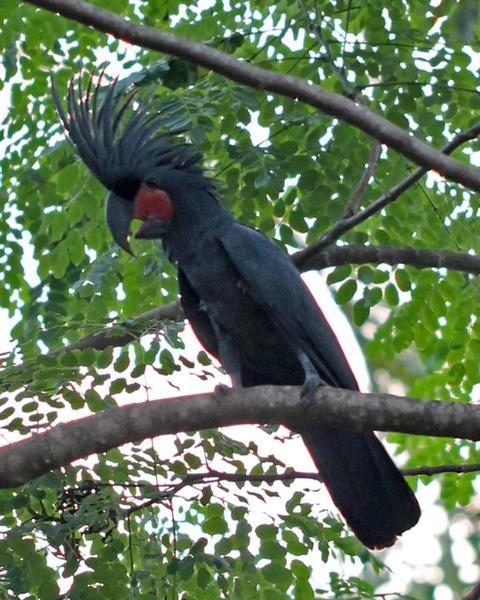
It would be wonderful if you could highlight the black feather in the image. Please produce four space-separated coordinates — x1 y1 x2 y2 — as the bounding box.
52 71 201 194
54 71 420 549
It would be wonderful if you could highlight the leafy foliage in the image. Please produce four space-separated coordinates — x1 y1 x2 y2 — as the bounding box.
1 0 480 597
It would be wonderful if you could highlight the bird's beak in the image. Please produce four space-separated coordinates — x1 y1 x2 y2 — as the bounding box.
105 192 134 255
135 218 171 240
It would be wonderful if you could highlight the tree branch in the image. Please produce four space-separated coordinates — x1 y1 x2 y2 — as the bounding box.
295 244 480 275
1 384 480 488
0 301 183 392
53 246 480 357
25 0 480 193
343 140 381 218
114 463 480 498
50 301 183 355
195 463 480 480
83 463 480 517
403 463 480 477
296 119 480 256
1 245 478 383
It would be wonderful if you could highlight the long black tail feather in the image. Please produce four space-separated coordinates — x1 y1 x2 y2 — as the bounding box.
301 427 421 549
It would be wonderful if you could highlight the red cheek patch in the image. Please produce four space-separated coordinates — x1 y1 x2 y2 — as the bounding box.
134 184 174 221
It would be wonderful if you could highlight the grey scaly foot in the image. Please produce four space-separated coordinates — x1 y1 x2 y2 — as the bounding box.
297 351 323 409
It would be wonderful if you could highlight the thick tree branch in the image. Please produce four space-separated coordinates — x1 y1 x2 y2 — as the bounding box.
295 119 480 257
1 384 480 489
25 0 480 192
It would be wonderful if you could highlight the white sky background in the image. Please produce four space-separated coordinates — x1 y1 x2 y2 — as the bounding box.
1 4 480 598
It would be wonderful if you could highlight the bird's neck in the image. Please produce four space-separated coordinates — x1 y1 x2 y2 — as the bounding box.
162 189 233 263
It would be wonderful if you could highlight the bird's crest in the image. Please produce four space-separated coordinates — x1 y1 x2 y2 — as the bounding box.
52 70 202 195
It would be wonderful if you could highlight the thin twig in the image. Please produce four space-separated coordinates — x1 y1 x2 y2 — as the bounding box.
402 463 480 477
0 301 183 390
300 0 352 93
343 140 381 218
52 302 183 355
94 462 480 493
118 462 480 515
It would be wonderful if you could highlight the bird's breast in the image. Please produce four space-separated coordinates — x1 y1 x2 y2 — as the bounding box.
178 238 274 339
177 236 304 386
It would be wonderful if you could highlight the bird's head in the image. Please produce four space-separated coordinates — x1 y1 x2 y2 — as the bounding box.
52 72 204 253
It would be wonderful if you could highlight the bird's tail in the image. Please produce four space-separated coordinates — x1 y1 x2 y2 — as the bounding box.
300 427 420 549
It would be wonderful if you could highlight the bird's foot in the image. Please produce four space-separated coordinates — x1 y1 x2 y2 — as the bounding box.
214 383 231 398
301 373 323 410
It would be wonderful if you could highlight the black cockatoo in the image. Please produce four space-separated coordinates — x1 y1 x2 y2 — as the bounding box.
53 74 420 549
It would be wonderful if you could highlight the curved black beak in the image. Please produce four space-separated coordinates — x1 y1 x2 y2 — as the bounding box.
105 192 134 255
135 217 171 240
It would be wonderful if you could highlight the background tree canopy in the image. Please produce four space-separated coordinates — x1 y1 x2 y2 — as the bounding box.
1 0 480 598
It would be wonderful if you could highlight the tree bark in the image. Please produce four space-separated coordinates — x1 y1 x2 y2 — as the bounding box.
0 384 478 488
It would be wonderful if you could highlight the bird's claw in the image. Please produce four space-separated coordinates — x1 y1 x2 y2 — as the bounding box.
214 383 231 398
301 373 323 410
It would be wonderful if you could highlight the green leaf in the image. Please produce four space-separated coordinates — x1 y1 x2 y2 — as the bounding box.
327 264 352 285
395 269 411 291
335 279 357 304
262 563 293 590
352 299 370 326
202 517 228 535
259 540 287 560
384 282 399 306
85 388 104 411
114 352 130 373
256 524 277 540
197 566 211 588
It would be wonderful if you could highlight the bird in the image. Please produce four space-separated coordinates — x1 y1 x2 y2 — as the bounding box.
52 72 420 549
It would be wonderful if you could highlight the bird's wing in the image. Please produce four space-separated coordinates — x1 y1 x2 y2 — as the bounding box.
218 222 358 390
178 268 219 357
